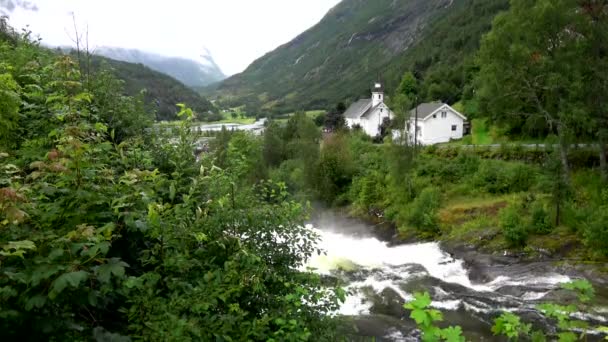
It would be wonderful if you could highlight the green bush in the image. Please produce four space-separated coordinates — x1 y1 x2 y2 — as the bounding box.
406 187 442 234
583 206 608 257
529 201 553 235
350 171 386 211
472 160 536 194
500 205 528 247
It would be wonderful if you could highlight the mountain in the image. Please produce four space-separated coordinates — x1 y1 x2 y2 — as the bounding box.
96 47 226 88
210 0 508 114
88 54 218 121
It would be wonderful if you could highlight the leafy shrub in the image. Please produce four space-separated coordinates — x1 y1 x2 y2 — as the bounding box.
529 201 553 235
472 160 536 194
315 134 354 204
406 187 441 234
404 292 465 342
583 206 608 257
492 312 531 340
499 205 528 247
350 171 386 211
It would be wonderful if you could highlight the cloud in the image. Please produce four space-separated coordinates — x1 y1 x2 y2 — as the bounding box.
0 0 38 14
5 0 340 75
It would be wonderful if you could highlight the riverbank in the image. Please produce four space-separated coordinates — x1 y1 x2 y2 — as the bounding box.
340 202 608 288
308 210 608 341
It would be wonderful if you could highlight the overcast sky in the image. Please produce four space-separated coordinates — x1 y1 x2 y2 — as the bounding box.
2 0 341 75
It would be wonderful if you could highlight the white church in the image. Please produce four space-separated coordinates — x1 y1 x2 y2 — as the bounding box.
344 83 394 137
344 83 467 144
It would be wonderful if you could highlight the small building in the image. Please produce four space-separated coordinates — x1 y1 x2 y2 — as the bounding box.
344 83 394 137
406 102 467 145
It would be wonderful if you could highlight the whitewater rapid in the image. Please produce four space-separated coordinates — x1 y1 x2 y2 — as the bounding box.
306 226 571 316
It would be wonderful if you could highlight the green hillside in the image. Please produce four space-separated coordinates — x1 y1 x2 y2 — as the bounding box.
88 55 218 121
209 0 508 114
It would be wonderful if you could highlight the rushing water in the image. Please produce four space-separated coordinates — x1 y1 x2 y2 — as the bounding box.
306 211 608 341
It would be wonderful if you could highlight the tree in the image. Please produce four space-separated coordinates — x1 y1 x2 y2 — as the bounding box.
315 133 354 204
324 102 346 132
577 0 608 180
392 71 419 135
282 111 321 187
375 117 392 143
263 121 286 167
476 0 583 181
0 27 343 339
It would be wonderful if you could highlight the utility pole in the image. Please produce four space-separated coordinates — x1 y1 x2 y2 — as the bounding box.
414 96 418 153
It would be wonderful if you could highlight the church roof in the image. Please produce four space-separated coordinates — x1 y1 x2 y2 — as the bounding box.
344 99 372 119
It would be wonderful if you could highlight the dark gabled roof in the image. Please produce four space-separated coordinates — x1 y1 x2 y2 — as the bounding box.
410 102 445 119
344 99 372 119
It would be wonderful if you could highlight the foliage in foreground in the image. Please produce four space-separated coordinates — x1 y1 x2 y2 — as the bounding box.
405 280 607 342
0 24 341 340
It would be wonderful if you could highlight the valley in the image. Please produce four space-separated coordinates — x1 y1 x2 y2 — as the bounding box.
1 0 608 341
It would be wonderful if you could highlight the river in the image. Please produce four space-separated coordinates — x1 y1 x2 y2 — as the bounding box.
307 211 608 341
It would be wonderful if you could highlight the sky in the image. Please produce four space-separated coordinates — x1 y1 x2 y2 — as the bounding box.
1 0 341 75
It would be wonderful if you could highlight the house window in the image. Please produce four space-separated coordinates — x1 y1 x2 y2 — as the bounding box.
433 114 437 119
416 126 421 135
441 111 447 118
407 123 411 131
451 125 457 131
380 108 383 113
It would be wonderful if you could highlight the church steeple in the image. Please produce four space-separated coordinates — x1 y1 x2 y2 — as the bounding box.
371 82 384 107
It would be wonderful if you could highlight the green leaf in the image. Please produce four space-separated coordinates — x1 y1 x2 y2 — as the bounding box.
95 122 108 133
30 264 66 286
562 279 595 303
557 332 577 342
421 325 442 342
73 92 92 103
25 295 47 310
428 309 443 322
531 330 547 342
335 287 346 303
1 240 36 258
0 286 17 300
410 309 430 326
49 271 88 299
96 258 129 283
441 326 465 342
405 292 432 310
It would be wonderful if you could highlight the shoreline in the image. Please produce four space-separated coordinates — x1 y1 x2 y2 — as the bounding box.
319 205 608 289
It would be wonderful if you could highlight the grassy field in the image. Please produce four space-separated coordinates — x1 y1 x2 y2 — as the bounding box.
273 110 325 124
156 107 257 126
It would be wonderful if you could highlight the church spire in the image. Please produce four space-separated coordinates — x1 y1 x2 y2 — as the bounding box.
371 82 384 107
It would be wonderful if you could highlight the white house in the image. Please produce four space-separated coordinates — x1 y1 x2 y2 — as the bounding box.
404 102 467 145
344 83 394 137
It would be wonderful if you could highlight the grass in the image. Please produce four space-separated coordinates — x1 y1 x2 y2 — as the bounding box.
277 110 325 119
471 119 493 145
213 117 257 124
215 108 257 124
273 110 326 125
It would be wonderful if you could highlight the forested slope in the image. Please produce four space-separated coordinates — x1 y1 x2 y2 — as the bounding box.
88 54 218 121
210 0 508 113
